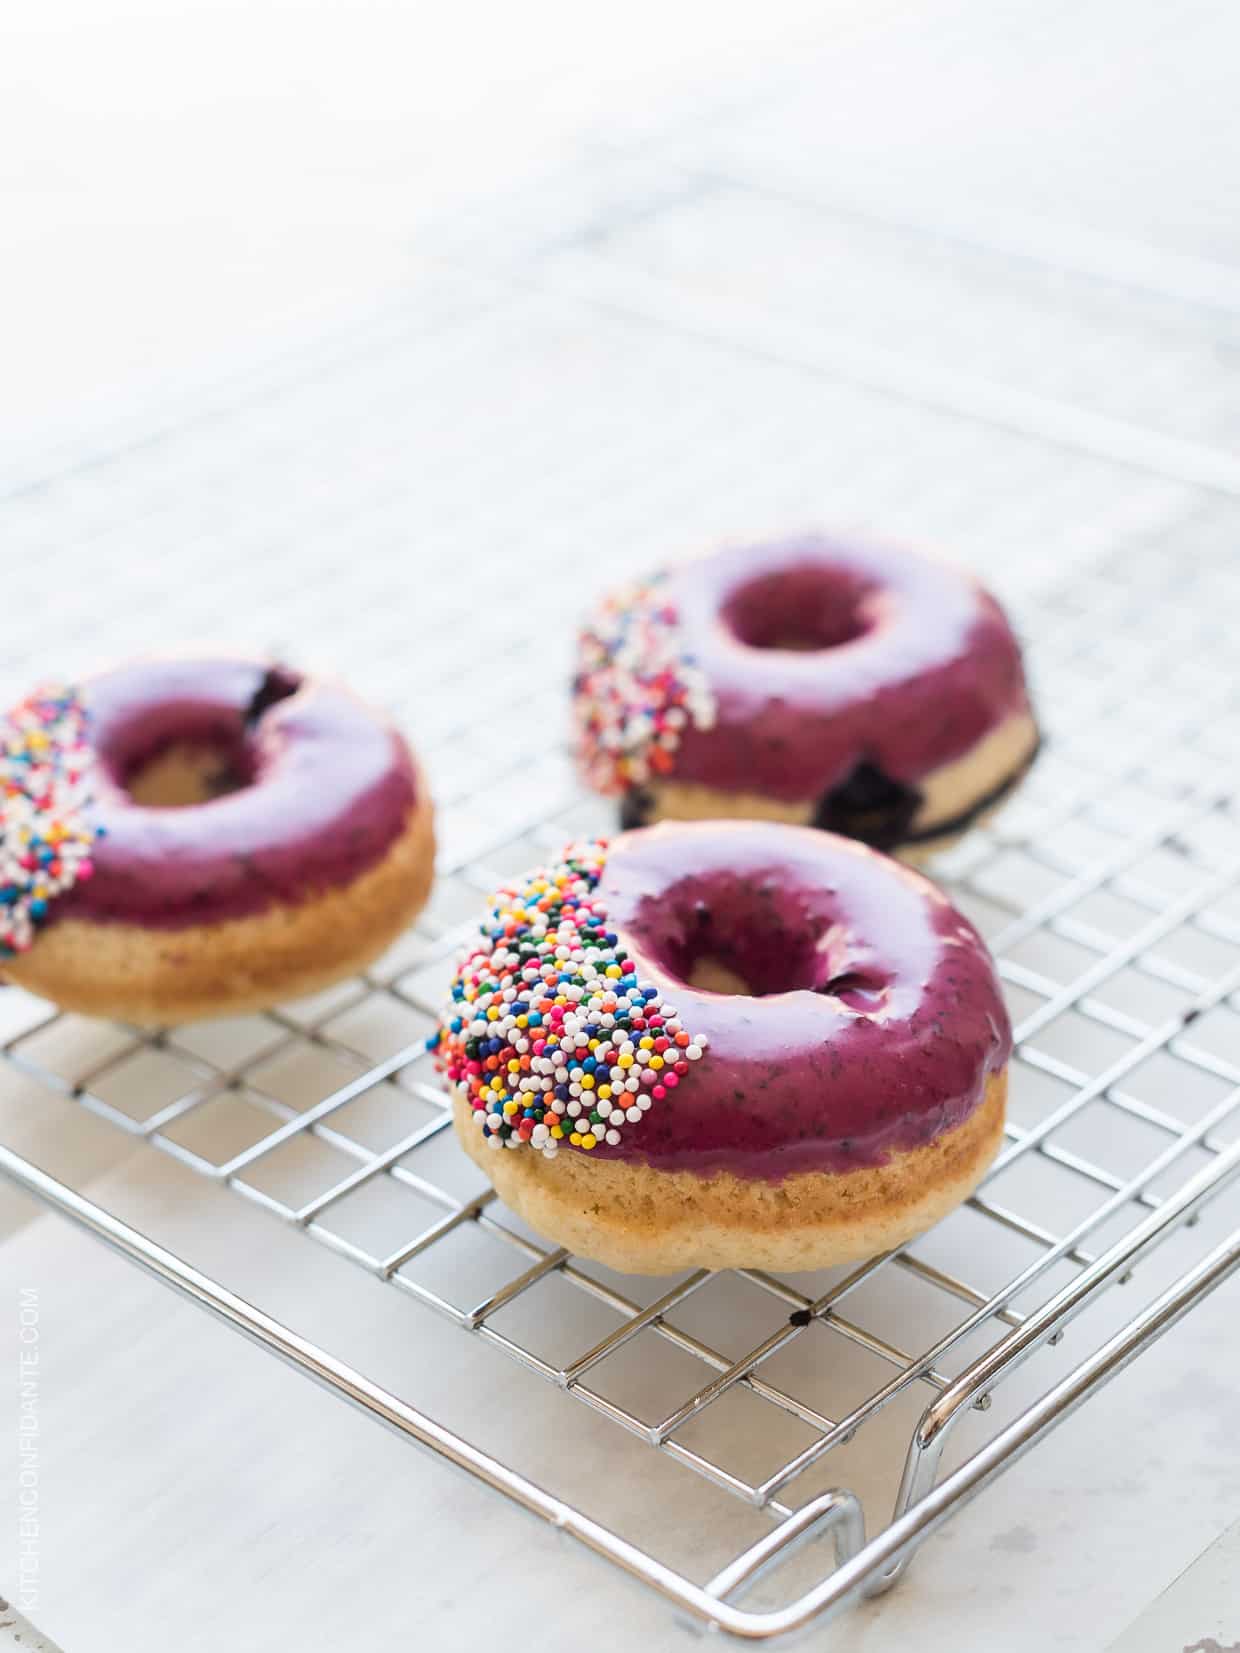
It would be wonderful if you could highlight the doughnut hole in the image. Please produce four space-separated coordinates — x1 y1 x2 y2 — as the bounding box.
722 563 879 653
124 739 256 806
112 667 302 808
649 876 889 1009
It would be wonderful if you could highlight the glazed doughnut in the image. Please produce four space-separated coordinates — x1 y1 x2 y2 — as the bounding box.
436 821 1009 1274
0 658 434 1022
574 535 1039 859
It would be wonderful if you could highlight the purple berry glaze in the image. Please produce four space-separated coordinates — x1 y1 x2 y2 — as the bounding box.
666 536 1032 802
592 821 1011 1181
54 657 416 928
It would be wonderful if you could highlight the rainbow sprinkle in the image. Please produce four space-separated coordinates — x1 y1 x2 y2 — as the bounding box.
432 840 707 1158
0 685 100 958
573 576 715 796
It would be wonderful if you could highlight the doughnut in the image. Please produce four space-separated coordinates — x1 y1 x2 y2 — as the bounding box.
573 535 1039 859
435 821 1010 1274
0 658 434 1022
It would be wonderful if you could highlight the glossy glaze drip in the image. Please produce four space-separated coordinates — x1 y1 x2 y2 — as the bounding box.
666 536 1032 803
590 821 1011 1180
57 657 416 927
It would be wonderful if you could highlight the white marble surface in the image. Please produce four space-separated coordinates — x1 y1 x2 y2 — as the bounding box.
1111 1519 1240 1652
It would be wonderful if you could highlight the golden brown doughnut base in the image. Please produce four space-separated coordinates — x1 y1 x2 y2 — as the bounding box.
632 711 1040 865
453 1070 1006 1274
4 788 435 1024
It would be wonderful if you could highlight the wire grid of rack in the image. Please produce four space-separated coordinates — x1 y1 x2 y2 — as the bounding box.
4 156 1240 1641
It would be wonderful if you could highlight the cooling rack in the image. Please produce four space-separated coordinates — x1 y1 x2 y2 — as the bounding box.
3 146 1240 1643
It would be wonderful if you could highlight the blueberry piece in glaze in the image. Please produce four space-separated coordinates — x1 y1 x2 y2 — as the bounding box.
243 663 303 727
619 787 655 830
811 759 922 849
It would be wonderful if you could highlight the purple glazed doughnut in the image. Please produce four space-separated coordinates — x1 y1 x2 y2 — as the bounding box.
573 535 1039 859
0 657 434 1022
439 821 1009 1274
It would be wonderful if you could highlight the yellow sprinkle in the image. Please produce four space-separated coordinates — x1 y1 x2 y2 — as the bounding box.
605 964 621 979
580 1075 594 1090
649 1056 663 1071
569 1132 582 1146
597 1085 611 1101
639 1037 654 1050
502 1100 519 1116
551 1125 564 1139
581 1134 597 1150
617 1054 633 1068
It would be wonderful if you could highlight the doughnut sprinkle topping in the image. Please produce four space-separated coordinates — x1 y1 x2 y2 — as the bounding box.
432 840 708 1159
573 576 715 795
0 685 100 958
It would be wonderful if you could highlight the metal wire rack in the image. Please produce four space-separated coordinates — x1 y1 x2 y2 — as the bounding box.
3 146 1240 1643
